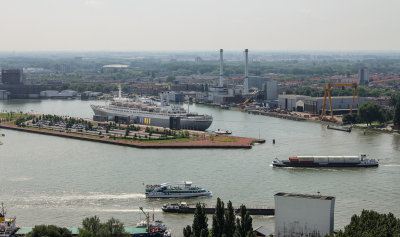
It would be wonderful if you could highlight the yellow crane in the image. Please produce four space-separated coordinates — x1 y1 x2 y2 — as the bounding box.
321 83 360 121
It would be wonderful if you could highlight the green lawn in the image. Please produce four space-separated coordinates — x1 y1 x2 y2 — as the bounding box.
214 137 237 142
115 137 196 143
0 113 31 120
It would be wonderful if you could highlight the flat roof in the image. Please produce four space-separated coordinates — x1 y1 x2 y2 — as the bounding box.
275 192 335 200
102 64 129 68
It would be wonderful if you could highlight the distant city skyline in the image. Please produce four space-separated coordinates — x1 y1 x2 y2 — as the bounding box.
1 0 399 51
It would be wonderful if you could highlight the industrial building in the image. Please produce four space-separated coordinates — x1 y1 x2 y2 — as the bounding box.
278 94 365 113
1 69 23 84
40 90 78 98
248 77 278 100
278 95 311 111
207 49 229 103
0 90 10 100
274 192 335 237
302 96 365 114
165 92 185 102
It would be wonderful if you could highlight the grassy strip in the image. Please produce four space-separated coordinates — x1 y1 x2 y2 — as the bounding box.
214 137 237 142
0 113 31 120
114 137 197 143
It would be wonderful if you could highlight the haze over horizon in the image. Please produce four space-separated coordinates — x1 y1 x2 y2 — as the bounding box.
1 0 399 52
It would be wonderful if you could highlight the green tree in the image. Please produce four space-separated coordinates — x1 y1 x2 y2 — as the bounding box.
27 225 72 237
166 76 176 83
358 102 385 126
98 218 129 237
342 114 357 125
183 225 192 237
234 205 255 237
192 203 208 237
212 198 225 237
224 201 236 237
394 103 400 126
82 216 102 237
78 229 94 237
329 210 400 237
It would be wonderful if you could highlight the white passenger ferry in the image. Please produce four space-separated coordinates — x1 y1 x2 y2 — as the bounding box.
145 181 212 198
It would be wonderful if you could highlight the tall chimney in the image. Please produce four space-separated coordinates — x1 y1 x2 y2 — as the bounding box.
244 49 249 94
219 49 224 87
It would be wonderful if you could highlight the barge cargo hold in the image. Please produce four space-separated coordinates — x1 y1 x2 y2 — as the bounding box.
272 155 378 168
162 203 274 216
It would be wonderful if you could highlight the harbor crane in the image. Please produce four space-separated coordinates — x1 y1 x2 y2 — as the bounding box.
321 82 360 121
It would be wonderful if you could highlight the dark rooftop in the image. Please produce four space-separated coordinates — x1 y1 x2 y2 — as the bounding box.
275 192 335 200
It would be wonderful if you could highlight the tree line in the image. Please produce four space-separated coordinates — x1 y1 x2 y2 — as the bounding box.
183 198 256 237
326 210 400 237
26 216 129 237
343 92 400 126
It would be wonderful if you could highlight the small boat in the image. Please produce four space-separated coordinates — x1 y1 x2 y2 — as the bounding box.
272 154 378 168
145 181 212 198
327 125 351 132
214 129 232 135
0 203 19 237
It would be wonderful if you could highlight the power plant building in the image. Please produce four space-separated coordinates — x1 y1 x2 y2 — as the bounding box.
274 192 335 237
248 77 278 100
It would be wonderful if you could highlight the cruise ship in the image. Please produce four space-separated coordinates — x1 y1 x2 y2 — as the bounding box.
145 181 212 198
272 154 378 168
91 91 213 131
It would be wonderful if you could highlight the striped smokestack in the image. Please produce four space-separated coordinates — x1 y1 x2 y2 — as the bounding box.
219 49 224 87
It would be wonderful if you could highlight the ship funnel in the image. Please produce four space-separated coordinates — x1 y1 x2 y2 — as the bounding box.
244 49 249 94
219 49 224 87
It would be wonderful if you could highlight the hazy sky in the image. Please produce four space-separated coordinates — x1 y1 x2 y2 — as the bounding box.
1 0 399 51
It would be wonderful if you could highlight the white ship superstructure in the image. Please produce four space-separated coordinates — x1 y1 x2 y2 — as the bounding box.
145 181 212 198
91 90 212 131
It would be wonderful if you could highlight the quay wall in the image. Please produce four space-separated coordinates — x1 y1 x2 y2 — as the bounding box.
0 122 264 149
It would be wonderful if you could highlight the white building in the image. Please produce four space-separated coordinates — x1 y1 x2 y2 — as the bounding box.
358 67 369 83
274 192 335 237
207 87 228 104
40 90 78 98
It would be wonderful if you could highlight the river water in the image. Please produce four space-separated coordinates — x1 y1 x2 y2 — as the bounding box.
0 99 399 236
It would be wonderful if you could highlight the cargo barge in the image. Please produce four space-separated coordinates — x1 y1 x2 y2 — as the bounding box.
272 155 378 168
327 125 351 132
162 203 274 216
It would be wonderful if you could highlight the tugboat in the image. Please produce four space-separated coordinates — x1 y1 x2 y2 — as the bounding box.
0 203 19 237
137 207 171 237
214 129 232 135
272 154 378 168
